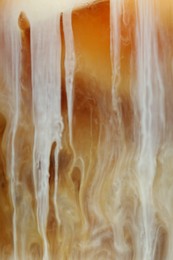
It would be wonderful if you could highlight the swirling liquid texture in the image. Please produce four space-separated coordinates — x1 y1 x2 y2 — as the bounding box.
0 0 173 259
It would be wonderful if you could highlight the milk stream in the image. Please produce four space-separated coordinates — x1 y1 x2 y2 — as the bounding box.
63 11 75 145
30 14 63 259
0 0 172 259
110 0 122 110
0 3 21 259
135 0 165 258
